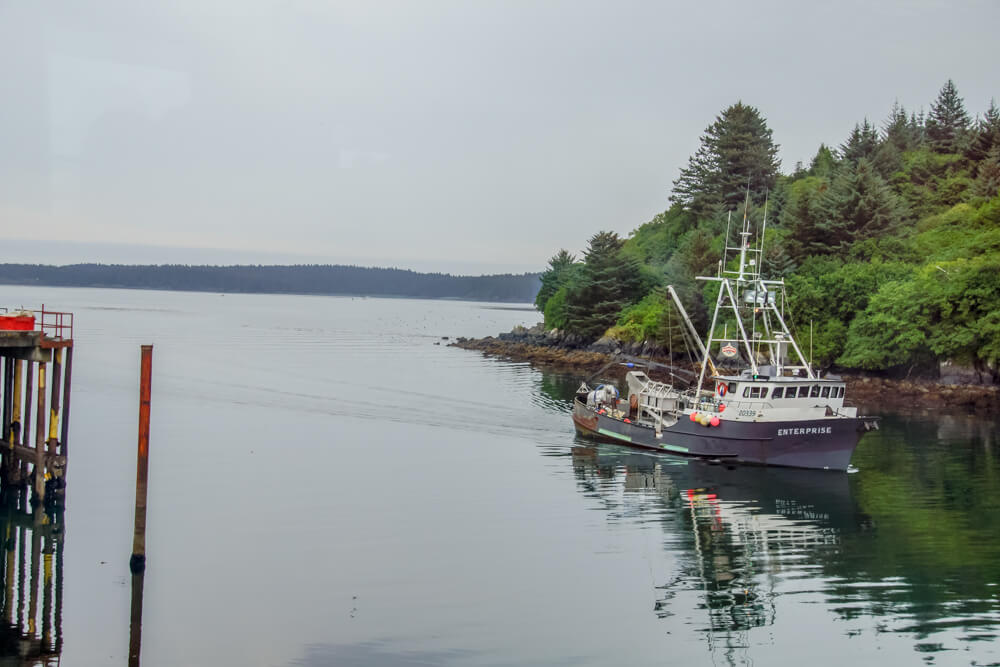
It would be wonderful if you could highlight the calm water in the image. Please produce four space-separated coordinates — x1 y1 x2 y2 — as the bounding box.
0 286 998 666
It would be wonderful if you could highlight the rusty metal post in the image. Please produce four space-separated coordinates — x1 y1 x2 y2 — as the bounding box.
1 357 10 480
59 347 73 460
130 345 153 574
20 362 33 485
2 357 11 442
34 363 46 503
11 360 22 445
48 349 62 451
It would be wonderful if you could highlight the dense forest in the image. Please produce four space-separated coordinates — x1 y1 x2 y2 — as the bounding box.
535 81 1000 382
0 263 541 303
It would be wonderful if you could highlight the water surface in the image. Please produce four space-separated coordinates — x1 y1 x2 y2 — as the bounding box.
0 286 997 666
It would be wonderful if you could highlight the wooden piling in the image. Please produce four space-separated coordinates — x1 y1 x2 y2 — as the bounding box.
130 345 153 573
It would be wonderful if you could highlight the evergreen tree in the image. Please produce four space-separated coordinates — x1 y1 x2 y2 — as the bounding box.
670 102 781 217
564 231 646 340
882 101 915 152
973 146 1000 198
534 249 578 312
926 79 971 154
839 119 880 164
816 158 904 254
782 176 831 258
968 99 1000 165
809 144 838 179
910 110 928 147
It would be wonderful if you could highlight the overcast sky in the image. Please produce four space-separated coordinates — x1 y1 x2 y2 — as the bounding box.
1 1 997 274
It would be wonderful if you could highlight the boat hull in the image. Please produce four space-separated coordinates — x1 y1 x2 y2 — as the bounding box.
572 399 867 471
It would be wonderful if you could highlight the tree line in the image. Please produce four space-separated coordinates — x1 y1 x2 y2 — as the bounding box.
536 80 1000 381
0 263 542 303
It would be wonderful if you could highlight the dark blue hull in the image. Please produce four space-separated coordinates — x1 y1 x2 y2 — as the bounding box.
572 398 869 471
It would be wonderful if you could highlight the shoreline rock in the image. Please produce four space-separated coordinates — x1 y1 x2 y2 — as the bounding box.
451 328 1000 414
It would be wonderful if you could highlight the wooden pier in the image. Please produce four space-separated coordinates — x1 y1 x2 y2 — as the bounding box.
0 308 74 508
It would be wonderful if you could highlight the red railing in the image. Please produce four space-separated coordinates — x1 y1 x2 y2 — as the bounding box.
0 305 74 342
35 305 74 342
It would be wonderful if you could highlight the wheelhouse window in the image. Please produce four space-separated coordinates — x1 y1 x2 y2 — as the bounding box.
810 385 821 398
797 386 809 397
821 386 830 398
743 386 766 399
772 387 784 399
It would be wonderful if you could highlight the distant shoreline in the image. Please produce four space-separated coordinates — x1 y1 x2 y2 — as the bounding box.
0 263 542 304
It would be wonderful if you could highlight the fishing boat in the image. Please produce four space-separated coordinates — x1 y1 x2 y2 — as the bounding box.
572 207 879 471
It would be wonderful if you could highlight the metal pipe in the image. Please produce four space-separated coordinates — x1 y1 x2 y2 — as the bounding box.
130 345 153 573
22 362 33 486
723 280 759 375
2 357 11 443
48 349 62 447
695 283 726 396
60 347 73 460
12 360 22 445
34 363 46 503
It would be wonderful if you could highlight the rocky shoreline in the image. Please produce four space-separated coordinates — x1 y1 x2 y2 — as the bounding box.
452 326 1000 413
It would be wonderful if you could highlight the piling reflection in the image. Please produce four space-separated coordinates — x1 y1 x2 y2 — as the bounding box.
0 489 63 666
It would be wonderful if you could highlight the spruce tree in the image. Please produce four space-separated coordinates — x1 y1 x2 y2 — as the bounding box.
809 144 837 179
839 119 880 164
973 146 1000 198
670 102 780 218
564 231 646 341
968 99 1000 165
926 79 971 154
816 158 904 254
910 110 928 147
534 249 578 312
781 176 830 258
882 101 915 152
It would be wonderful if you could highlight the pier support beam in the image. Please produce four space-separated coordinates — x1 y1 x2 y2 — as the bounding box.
60 348 73 465
34 363 46 503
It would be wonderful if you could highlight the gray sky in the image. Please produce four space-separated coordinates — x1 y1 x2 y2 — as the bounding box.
1 1 997 274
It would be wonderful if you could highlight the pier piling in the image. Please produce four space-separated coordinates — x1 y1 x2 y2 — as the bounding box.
34 362 45 503
130 345 153 574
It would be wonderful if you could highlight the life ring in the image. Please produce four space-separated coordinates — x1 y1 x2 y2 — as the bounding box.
717 383 727 397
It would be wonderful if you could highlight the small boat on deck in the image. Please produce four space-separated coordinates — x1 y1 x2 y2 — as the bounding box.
572 209 879 471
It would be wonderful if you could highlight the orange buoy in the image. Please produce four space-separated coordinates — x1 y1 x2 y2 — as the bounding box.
689 412 698 422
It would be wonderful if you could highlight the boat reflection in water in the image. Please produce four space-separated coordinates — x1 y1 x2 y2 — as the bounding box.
0 489 63 667
571 443 867 657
